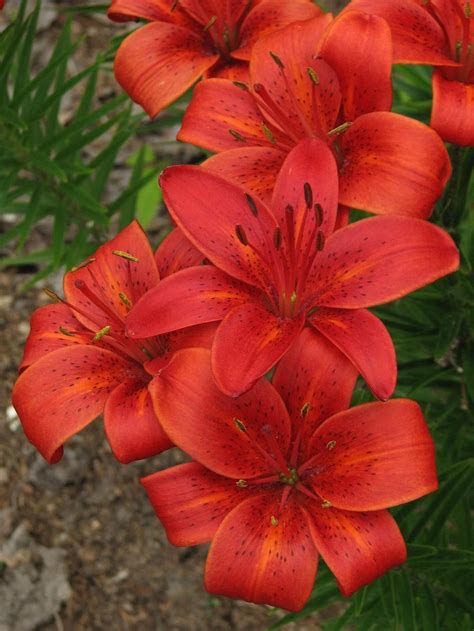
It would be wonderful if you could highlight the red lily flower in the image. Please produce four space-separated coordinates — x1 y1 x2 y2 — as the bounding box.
345 0 474 146
12 222 213 464
178 10 451 217
126 139 459 399
108 0 322 117
141 338 438 611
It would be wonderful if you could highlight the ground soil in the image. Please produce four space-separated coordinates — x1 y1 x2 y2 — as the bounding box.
1 1 348 629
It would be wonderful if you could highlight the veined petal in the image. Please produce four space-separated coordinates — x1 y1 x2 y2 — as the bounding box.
304 505 406 596
142 462 252 546
155 227 205 278
272 328 357 458
343 0 455 65
19 303 92 372
311 216 459 309
319 10 392 119
114 22 218 118
306 400 438 510
108 0 180 22
12 346 141 464
160 165 279 291
271 138 339 244
309 308 396 401
205 492 318 611
339 111 451 217
234 0 324 60
64 220 159 331
211 302 305 397
126 266 259 338
148 348 292 478
203 147 286 207
104 378 172 463
431 72 474 146
178 79 273 152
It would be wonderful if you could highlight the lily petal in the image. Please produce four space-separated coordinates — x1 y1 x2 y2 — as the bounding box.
148 348 292 478
306 399 438 510
311 216 459 309
309 307 396 401
431 72 474 146
339 111 451 217
203 147 286 207
12 346 141 463
141 462 251 546
114 22 218 118
319 10 393 119
108 0 178 22
272 328 357 456
126 266 258 338
104 378 172 463
155 227 204 278
304 505 406 596
205 492 318 611
212 302 305 397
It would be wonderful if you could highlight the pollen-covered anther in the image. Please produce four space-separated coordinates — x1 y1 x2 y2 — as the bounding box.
304 182 313 209
112 250 139 262
235 224 248 246
270 515 279 526
229 129 246 142
300 402 311 418
71 258 96 272
307 67 319 85
234 417 247 432
59 326 75 337
465 2 472 18
245 193 258 216
316 231 325 251
236 479 248 488
119 291 132 308
92 325 111 342
203 15 217 31
321 499 332 508
327 121 352 137
314 203 324 227
269 51 284 68
261 124 276 144
326 440 336 450
43 288 61 303
273 227 282 250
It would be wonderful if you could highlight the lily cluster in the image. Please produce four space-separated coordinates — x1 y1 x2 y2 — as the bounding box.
12 0 465 615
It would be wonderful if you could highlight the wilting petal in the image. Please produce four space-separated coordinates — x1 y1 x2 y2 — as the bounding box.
304 505 406 596
178 79 275 151
212 302 305 397
155 227 205 278
272 328 357 457
19 304 93 372
431 72 474 146
271 138 339 243
306 399 438 510
126 266 258 338
234 0 324 60
64 220 159 331
148 347 292 478
339 111 451 217
311 216 459 309
203 147 286 206
319 10 392 119
205 492 318 611
103 379 172 463
309 308 396 401
12 346 141 463
343 0 455 65
114 22 218 118
161 165 279 290
141 462 251 546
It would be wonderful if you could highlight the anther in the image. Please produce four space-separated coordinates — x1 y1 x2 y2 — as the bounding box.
71 258 96 272
236 479 248 488
314 203 323 226
273 227 282 250
321 500 332 508
59 326 75 337
234 417 247 432
304 182 313 209
229 129 246 142
300 402 311 417
43 288 61 302
112 250 139 262
203 15 217 31
316 231 325 251
465 2 472 18
290 291 297 305
455 41 462 61
270 515 279 526
307 67 319 85
261 124 276 144
92 325 111 342
245 193 258 216
171 0 179 10
233 81 249 91
327 121 352 137
119 292 131 307
235 224 248 246
326 440 336 450
269 51 284 68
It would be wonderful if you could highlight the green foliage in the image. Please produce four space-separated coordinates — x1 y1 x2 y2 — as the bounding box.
0 0 163 288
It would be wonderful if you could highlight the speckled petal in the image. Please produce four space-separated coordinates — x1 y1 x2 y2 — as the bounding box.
431 72 474 146
155 227 205 278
